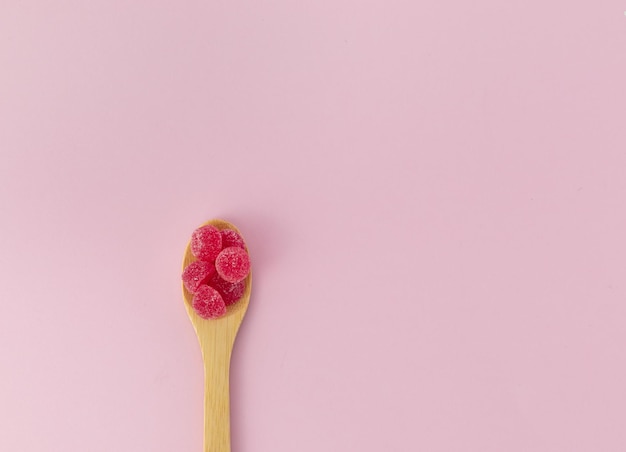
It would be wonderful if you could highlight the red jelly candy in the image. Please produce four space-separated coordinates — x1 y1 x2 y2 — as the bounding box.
190 225 222 261
182 260 216 293
220 229 245 250
208 273 245 306
192 285 226 319
215 246 250 283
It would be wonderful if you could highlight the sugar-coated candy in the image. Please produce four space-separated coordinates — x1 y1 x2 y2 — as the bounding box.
215 246 251 283
220 229 245 250
182 260 216 293
192 285 226 319
208 273 245 306
191 225 222 261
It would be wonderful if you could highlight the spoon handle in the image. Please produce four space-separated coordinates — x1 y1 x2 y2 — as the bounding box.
201 335 233 452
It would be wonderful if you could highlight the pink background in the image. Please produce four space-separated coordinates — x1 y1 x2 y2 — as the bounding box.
1 1 626 451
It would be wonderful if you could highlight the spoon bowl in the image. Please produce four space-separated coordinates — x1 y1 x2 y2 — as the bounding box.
182 219 252 452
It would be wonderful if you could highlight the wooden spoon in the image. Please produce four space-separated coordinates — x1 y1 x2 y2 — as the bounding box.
182 219 252 452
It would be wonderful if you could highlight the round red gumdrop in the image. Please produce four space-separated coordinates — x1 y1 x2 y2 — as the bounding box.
192 285 226 319
208 273 245 306
190 225 222 261
182 260 216 293
215 247 250 283
220 229 245 250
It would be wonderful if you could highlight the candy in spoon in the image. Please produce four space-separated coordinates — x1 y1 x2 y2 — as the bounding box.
181 219 252 452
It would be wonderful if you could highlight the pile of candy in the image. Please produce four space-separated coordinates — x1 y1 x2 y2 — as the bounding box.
182 225 251 319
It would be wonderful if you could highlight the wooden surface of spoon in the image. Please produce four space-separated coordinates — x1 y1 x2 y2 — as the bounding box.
182 219 252 452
